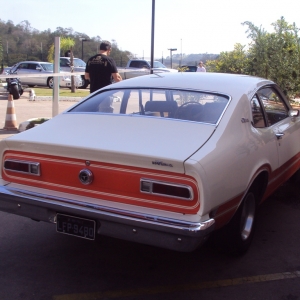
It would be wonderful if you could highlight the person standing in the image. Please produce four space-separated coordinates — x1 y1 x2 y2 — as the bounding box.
197 61 206 72
85 40 122 93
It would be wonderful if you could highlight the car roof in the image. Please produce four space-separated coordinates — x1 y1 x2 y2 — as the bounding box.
60 57 81 60
16 61 51 64
110 72 274 98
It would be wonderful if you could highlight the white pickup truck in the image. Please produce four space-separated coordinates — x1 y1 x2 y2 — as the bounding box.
118 59 177 80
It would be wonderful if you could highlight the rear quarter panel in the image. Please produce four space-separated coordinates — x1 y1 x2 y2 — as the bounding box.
185 93 278 224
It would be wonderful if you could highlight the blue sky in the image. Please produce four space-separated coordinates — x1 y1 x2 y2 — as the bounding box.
1 0 299 59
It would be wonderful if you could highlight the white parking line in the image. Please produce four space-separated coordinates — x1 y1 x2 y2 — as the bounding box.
53 270 300 300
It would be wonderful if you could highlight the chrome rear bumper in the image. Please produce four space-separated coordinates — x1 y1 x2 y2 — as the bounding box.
0 185 215 252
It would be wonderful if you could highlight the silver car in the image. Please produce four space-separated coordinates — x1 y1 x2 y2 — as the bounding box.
10 61 82 89
60 57 88 89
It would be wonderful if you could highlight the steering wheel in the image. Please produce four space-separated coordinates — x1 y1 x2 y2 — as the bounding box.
174 102 202 120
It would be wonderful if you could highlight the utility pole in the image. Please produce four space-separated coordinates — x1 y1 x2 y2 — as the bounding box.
150 0 155 74
180 39 182 66
80 38 89 60
168 48 177 69
6 41 9 66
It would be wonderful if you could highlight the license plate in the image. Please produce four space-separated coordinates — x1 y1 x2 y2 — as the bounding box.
56 214 96 240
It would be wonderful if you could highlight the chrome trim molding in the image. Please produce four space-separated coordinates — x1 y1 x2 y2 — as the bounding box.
0 185 215 251
4 159 41 176
0 185 214 231
140 178 194 201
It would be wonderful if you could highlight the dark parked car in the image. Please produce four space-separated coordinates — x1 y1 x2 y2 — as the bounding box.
180 65 197 72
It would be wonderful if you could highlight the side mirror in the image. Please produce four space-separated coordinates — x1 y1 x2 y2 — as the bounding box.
36 67 42 71
289 109 299 117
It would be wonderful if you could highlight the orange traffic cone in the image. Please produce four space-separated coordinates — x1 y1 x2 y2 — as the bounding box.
4 94 18 130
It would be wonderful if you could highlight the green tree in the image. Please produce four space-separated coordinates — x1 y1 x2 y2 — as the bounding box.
0 37 3 69
244 17 300 98
242 21 270 78
0 19 131 67
47 37 77 92
206 17 300 99
206 43 249 74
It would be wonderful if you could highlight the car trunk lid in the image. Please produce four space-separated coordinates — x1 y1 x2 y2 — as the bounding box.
3 113 216 174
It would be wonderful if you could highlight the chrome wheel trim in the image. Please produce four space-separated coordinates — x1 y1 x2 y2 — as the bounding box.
48 78 54 89
240 193 256 241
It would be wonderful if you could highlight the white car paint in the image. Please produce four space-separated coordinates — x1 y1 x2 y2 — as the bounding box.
0 72 299 253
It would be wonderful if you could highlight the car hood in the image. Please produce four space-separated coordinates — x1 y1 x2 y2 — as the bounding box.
73 67 85 70
2 114 216 174
154 68 178 73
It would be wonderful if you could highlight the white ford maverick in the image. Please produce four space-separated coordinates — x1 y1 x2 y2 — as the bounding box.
0 72 299 254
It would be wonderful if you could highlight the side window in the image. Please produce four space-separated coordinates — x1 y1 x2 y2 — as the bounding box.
257 87 289 126
129 61 139 68
125 90 165 115
251 95 266 128
28 64 37 70
60 59 68 67
139 62 148 68
69 91 123 113
19 63 28 69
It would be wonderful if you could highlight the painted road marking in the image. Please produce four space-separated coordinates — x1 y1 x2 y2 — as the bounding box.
53 270 300 300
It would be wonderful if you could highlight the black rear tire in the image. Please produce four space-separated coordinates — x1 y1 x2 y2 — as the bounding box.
10 85 20 100
289 168 300 184
212 190 257 255
47 77 54 89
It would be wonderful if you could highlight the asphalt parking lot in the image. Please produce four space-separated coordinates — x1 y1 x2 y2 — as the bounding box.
0 181 299 300
0 90 300 299
0 90 82 140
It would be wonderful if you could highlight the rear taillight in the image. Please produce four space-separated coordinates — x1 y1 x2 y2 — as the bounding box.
4 159 40 176
140 178 193 200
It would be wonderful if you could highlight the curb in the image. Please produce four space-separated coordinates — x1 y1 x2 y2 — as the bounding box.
32 96 83 102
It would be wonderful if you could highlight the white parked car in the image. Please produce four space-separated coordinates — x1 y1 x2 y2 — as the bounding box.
60 57 88 89
0 72 299 254
9 61 82 88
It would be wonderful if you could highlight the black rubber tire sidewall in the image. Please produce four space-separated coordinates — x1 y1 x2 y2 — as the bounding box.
10 85 20 100
47 77 54 89
212 190 257 255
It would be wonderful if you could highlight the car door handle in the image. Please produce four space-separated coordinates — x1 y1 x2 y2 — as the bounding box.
275 132 285 139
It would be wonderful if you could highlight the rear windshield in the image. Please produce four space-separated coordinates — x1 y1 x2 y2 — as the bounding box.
69 89 229 124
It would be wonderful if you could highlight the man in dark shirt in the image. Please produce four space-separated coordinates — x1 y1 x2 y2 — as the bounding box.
85 40 122 93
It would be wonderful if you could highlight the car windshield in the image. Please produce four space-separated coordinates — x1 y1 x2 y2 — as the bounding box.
69 88 229 125
73 58 86 67
41 63 53 71
9 64 18 73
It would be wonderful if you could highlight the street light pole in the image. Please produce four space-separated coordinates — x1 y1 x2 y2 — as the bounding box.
6 41 9 66
80 38 89 60
168 48 177 69
150 0 155 74
180 39 182 66
81 38 86 60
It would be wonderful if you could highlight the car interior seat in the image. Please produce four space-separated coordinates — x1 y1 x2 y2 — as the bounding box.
174 102 204 121
144 101 178 117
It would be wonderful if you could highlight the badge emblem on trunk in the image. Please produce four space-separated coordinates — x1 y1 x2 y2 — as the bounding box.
79 169 94 185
